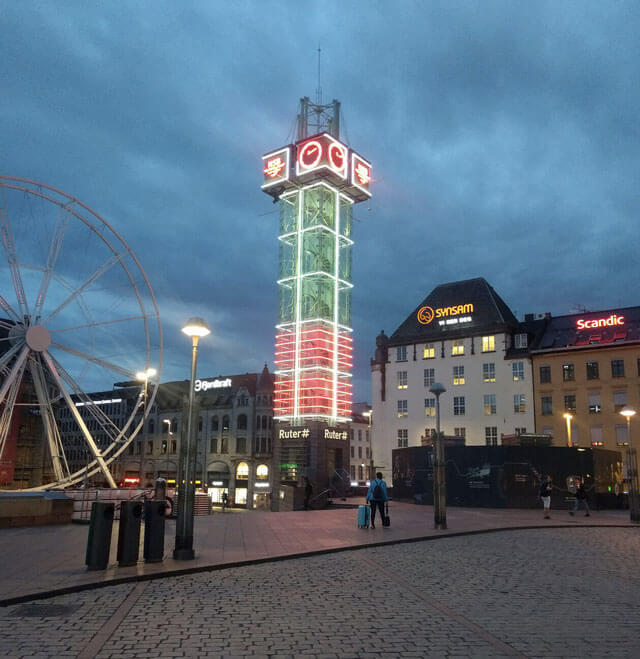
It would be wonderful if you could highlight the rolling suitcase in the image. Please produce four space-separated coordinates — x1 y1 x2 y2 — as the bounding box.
357 504 370 528
382 502 390 527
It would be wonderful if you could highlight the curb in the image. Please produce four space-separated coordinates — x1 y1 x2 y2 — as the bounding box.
1 523 635 607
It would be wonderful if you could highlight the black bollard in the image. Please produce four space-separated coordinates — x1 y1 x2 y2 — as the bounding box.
117 500 143 567
143 500 166 563
85 502 114 570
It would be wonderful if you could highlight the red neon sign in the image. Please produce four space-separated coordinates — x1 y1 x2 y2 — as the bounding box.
576 314 624 330
296 134 348 179
264 156 286 178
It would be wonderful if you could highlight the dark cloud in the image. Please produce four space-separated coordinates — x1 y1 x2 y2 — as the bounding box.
1 1 638 401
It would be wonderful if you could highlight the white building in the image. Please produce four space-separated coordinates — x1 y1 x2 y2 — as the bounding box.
371 278 537 474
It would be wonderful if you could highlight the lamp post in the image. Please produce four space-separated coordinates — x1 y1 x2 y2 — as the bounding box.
620 407 639 523
136 368 157 486
363 409 373 482
563 412 573 448
174 317 210 560
429 382 447 529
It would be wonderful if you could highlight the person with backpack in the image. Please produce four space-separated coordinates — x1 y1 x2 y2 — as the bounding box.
539 475 553 519
569 477 591 517
366 472 389 529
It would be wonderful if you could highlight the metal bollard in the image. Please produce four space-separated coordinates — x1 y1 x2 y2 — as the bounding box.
117 500 143 567
143 500 166 563
85 502 114 570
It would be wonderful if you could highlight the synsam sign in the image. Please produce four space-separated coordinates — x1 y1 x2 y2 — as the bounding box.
576 314 624 330
417 303 474 325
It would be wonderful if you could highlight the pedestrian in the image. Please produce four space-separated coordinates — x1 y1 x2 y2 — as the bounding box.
569 477 591 517
366 472 388 529
539 475 552 519
304 477 313 510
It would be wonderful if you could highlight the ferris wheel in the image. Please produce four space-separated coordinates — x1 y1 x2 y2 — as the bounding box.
0 177 162 490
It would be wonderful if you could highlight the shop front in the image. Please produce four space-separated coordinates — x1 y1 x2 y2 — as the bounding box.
234 462 249 507
253 463 271 510
207 461 230 504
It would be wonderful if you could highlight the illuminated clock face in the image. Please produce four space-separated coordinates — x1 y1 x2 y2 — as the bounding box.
328 143 347 173
299 140 323 169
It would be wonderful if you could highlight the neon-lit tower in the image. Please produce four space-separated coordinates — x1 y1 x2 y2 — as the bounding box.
262 98 371 426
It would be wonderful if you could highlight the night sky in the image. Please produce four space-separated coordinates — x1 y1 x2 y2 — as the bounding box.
2 2 639 402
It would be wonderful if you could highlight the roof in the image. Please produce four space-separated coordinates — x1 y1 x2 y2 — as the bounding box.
388 278 519 345
531 306 640 354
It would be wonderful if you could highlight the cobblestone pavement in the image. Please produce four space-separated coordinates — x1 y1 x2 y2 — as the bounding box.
1 527 638 658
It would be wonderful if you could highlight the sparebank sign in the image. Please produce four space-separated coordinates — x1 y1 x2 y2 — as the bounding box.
194 378 232 392
417 303 474 326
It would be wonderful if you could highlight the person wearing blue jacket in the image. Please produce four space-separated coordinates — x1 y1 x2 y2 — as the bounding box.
366 472 389 529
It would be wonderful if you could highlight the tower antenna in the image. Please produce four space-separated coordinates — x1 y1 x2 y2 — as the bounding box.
316 44 322 105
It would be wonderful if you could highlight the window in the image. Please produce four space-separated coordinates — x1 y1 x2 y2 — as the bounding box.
453 396 465 416
423 343 435 359
350 465 356 480
515 427 526 436
586 361 599 380
396 346 407 362
198 416 203 432
162 420 169 434
564 394 576 412
237 414 247 430
211 416 219 432
514 333 528 349
539 366 551 383
483 363 495 383
541 395 553 415
482 336 495 352
637 357 640 376
256 464 269 479
148 419 155 434
222 415 230 431
588 392 601 414
485 427 498 446
590 426 603 447
616 424 629 446
452 339 464 356
512 362 525 381
397 371 408 389
210 437 217 452
542 426 553 438
514 394 526 414
562 364 575 381
236 462 249 480
397 429 408 448
453 365 465 385
454 427 466 439
146 441 153 454
220 437 228 453
611 359 625 378
484 394 497 415
613 390 627 412
358 429 362 442
358 446 362 459
397 400 408 417
425 398 436 417
171 440 177 453
350 445 355 459
424 368 435 387
236 437 246 453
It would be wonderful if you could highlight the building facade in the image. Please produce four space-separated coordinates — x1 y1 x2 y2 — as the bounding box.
349 402 372 484
531 307 640 451
371 278 538 474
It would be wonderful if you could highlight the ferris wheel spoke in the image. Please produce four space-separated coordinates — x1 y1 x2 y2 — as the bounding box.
43 251 124 324
0 341 24 375
0 345 29 407
0 187 30 318
50 313 153 334
40 350 118 488
50 341 136 379
27 358 65 482
0 354 27 460
0 296 21 324
33 209 71 320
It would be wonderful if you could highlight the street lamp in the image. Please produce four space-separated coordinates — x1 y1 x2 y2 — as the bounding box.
563 412 573 448
174 317 210 560
136 368 157 486
620 407 639 523
363 409 373 482
429 382 447 529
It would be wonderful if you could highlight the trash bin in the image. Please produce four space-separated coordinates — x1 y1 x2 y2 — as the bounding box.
117 500 143 567
143 499 166 563
86 501 115 570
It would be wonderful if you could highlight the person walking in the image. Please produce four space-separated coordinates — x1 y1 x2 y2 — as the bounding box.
570 477 591 516
303 477 313 510
366 472 388 529
539 475 552 519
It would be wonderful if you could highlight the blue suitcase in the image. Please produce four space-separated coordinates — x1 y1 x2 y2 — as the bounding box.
357 504 370 528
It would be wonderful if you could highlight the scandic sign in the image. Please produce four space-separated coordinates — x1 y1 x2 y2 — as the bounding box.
576 314 624 330
417 303 474 325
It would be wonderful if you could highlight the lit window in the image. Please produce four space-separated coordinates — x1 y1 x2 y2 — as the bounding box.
425 398 436 417
397 429 408 448
482 336 495 352
452 339 464 356
590 425 603 447
453 396 465 416
616 424 629 446
397 400 408 418
562 363 575 381
423 368 435 387
236 462 249 479
483 363 495 383
453 365 465 385
396 346 407 362
564 394 576 412
512 362 525 381
485 427 498 446
423 343 435 359
514 394 526 414
397 371 408 389
484 394 497 415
